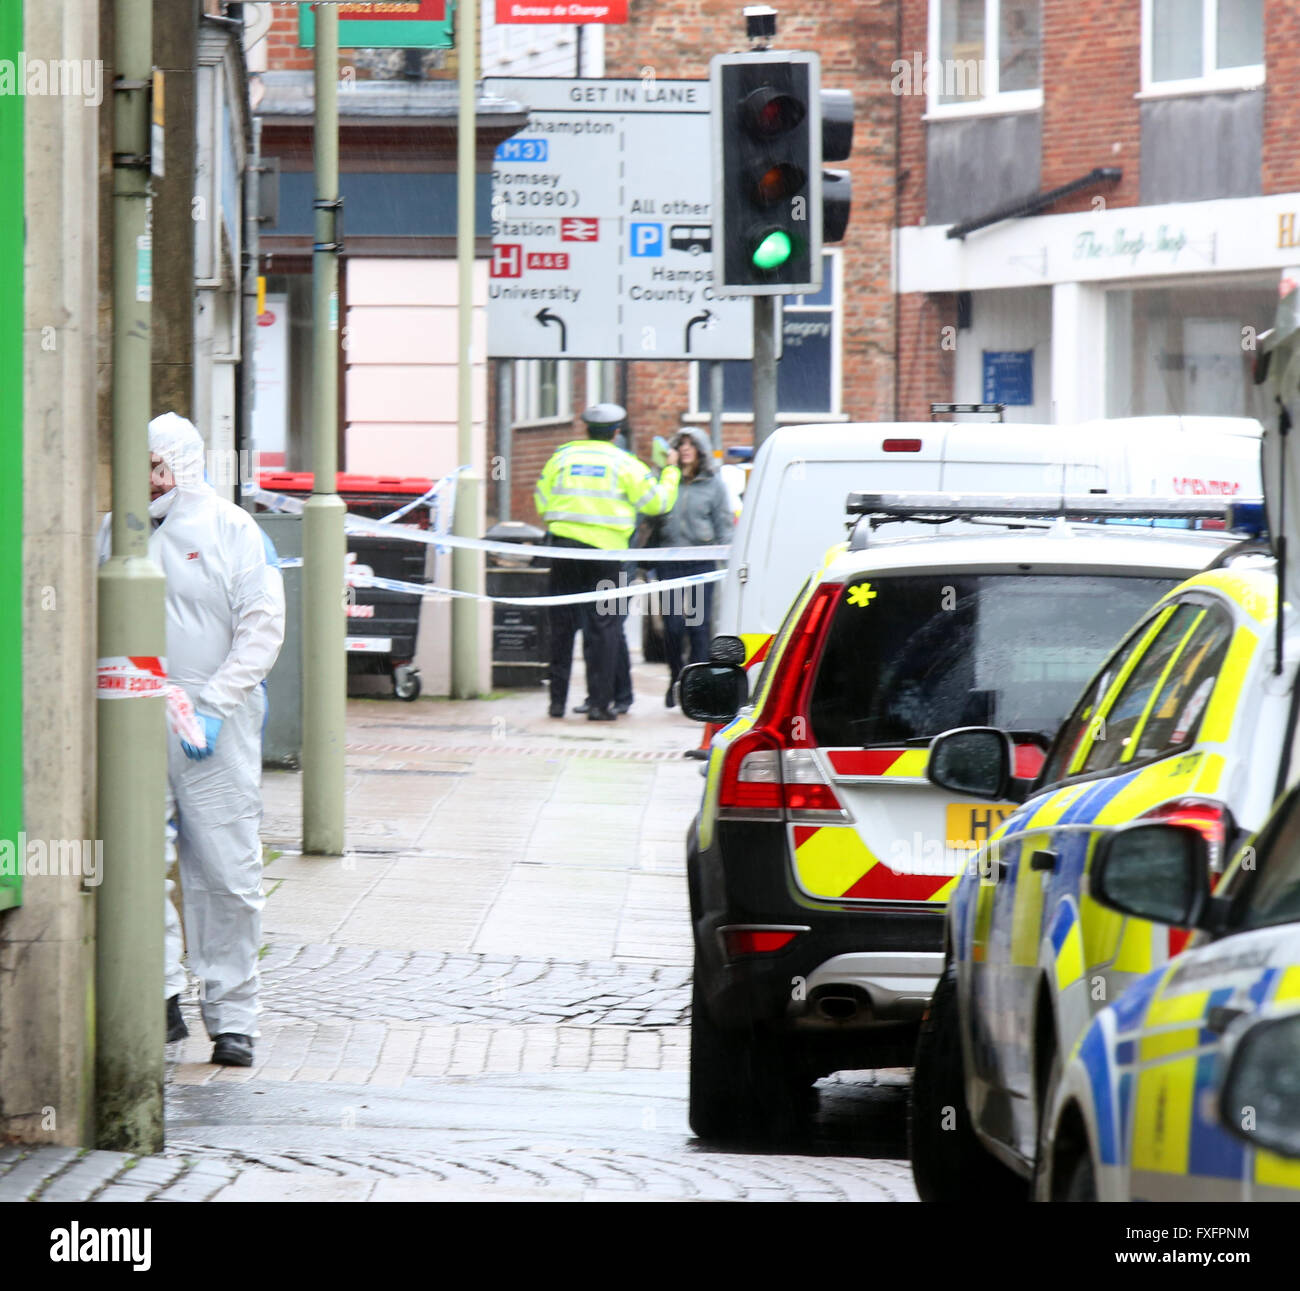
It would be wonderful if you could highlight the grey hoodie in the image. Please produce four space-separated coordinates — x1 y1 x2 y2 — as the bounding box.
660 429 735 548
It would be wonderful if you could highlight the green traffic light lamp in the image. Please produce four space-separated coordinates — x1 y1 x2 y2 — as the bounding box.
751 229 794 271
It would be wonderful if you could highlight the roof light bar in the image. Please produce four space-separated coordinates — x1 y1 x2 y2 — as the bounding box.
845 491 1260 521
930 402 1005 421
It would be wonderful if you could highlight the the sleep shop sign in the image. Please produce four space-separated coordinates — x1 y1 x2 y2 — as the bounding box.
983 349 1033 406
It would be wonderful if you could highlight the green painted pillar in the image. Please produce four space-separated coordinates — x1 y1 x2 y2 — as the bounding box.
0 0 21 911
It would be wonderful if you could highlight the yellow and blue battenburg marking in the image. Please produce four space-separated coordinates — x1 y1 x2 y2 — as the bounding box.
1076 954 1300 1192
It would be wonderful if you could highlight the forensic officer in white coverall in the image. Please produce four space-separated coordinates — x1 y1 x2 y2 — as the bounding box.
99 413 285 1067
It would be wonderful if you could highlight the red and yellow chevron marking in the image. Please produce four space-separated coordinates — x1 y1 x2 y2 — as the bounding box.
824 744 1045 780
791 824 957 903
739 633 772 671
825 747 929 778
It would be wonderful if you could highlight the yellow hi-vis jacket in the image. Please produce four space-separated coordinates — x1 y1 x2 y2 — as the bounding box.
534 438 681 550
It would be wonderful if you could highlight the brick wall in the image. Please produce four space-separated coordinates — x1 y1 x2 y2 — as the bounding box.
897 0 927 227
266 2 315 72
1262 0 1300 195
1039 0 1139 213
895 290 956 420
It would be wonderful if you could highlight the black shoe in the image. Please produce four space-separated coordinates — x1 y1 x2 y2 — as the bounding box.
614 700 632 714
548 702 564 718
665 681 677 709
212 1033 254 1068
166 995 188 1043
587 707 617 722
572 701 590 714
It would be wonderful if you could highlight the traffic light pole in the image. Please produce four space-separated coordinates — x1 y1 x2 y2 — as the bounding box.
753 296 778 450
708 360 724 455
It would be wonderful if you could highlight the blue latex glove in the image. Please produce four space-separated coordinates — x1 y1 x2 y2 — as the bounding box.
182 712 223 761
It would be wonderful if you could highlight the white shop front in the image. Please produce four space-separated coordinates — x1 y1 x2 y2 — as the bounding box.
897 191 1300 425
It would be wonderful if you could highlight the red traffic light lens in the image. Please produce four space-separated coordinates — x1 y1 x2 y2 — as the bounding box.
742 87 807 137
750 162 806 205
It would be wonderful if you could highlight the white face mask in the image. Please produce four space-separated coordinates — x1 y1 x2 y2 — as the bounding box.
149 487 178 520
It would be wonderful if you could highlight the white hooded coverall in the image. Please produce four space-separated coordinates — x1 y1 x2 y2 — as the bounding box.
99 414 285 1038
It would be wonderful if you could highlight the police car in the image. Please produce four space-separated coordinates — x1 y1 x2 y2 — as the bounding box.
680 491 1244 1142
910 511 1282 1200
1036 782 1300 1200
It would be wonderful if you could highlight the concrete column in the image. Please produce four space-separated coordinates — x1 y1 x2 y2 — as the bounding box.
0 0 100 1145
1050 280 1108 424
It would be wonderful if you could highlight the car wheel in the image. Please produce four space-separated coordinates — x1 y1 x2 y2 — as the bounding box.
909 961 1026 1202
1061 1149 1097 1201
689 973 814 1143
393 666 421 701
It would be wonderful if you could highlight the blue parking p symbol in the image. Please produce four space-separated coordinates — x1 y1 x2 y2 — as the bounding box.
631 223 664 257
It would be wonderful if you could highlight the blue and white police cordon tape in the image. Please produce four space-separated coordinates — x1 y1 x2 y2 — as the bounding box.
271 558 724 607
372 467 466 527
335 566 724 608
247 486 732 569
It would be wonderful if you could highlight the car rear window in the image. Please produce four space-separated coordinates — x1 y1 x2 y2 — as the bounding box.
807 574 1175 748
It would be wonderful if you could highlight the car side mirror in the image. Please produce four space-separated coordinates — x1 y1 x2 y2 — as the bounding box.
708 634 747 667
1219 1013 1300 1160
927 727 1019 801
1090 821 1211 928
680 662 748 724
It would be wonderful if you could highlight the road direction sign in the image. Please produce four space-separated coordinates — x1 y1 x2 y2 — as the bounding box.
485 77 754 361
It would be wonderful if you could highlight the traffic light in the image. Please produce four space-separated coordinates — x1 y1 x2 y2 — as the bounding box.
820 88 855 245
711 50 822 295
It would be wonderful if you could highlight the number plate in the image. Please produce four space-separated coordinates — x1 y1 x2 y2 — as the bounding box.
944 802 1012 849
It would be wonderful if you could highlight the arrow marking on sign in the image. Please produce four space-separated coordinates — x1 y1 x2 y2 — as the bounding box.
684 309 713 354
536 308 568 353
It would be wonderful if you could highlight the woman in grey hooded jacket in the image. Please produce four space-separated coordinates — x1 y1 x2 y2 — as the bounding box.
660 428 735 706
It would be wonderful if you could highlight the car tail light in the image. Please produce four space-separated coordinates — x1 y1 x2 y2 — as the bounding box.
1139 798 1232 958
716 584 848 822
1140 798 1231 873
719 729 783 814
781 749 845 817
757 583 838 740
882 438 922 452
722 928 800 957
1013 742 1047 779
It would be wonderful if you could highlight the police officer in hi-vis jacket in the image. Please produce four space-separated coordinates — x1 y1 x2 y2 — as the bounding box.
534 403 679 721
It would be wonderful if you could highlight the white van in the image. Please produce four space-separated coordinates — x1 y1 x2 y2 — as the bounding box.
716 416 1263 673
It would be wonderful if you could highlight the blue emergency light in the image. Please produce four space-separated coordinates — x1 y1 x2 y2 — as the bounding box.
1226 500 1267 538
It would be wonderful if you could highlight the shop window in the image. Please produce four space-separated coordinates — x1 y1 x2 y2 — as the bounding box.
1143 0 1264 93
689 252 842 421
514 359 571 424
925 0 1042 116
1105 282 1273 421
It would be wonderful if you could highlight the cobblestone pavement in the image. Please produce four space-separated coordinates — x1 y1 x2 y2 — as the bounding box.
6 657 918 1202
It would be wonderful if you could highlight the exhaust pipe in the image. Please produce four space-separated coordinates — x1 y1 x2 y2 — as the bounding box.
815 993 863 1022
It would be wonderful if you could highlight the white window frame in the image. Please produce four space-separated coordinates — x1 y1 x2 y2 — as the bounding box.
684 249 846 425
584 360 618 407
1139 0 1264 99
924 0 1043 122
513 359 572 427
